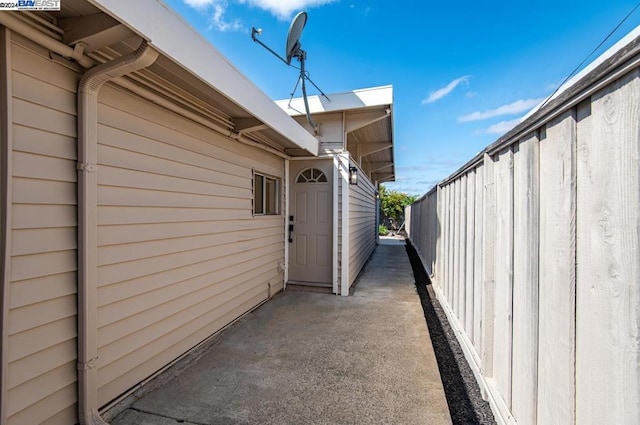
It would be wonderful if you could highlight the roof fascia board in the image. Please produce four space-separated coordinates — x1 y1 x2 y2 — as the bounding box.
277 85 393 116
87 0 319 156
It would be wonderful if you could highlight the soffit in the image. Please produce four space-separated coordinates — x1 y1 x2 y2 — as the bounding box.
38 0 318 155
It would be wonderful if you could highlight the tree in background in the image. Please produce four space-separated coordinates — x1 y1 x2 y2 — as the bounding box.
379 186 418 231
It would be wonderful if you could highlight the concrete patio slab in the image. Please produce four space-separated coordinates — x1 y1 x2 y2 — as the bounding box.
110 242 451 424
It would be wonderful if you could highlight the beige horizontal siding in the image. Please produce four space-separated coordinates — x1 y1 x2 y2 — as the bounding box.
98 224 282 266
6 382 76 425
98 254 282 348
7 360 75 417
14 125 76 161
40 404 77 425
98 236 282 287
98 205 248 225
7 316 76 363
7 35 79 424
98 287 269 405
9 271 75 310
95 84 285 406
348 170 377 284
7 339 75 389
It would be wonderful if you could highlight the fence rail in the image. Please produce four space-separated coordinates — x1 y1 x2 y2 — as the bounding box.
406 28 640 425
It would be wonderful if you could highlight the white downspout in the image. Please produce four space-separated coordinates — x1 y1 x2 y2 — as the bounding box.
77 40 158 425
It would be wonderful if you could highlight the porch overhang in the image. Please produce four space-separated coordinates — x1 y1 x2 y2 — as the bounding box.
276 85 395 183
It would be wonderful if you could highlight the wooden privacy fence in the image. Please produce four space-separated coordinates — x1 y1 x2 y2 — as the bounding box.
406 28 640 425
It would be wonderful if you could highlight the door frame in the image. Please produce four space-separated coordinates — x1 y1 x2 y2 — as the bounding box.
286 157 337 292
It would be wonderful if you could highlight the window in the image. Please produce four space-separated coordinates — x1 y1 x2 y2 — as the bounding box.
296 168 327 183
254 172 280 215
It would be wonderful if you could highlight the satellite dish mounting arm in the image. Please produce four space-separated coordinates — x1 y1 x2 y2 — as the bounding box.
297 50 319 134
251 27 289 66
251 12 324 135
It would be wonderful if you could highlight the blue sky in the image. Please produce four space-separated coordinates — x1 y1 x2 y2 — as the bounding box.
163 0 639 195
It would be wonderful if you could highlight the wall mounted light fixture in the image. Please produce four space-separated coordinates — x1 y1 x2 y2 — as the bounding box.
348 166 358 185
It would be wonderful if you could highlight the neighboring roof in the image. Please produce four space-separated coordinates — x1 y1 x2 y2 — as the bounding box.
276 85 394 116
87 0 319 156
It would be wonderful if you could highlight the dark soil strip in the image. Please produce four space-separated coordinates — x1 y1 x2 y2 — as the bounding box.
405 240 496 425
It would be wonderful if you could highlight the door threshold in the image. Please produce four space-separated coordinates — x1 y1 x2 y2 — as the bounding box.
286 281 334 294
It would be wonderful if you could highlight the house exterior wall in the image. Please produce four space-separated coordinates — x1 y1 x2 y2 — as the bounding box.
335 152 377 295
95 84 284 406
6 33 80 425
348 160 376 286
1 31 287 424
406 49 640 425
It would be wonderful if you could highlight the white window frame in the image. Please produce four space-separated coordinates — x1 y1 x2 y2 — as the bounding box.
253 171 280 216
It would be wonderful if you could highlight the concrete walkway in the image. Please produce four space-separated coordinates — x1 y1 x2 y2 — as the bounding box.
110 241 451 425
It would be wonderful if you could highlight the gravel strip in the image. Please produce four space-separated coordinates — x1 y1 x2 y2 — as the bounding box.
405 240 496 425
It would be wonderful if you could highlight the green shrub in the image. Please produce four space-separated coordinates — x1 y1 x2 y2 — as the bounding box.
378 224 389 236
379 185 418 229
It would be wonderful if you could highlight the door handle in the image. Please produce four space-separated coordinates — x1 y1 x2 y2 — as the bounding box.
288 224 294 243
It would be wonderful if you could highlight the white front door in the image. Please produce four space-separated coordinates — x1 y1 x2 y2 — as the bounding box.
289 163 333 284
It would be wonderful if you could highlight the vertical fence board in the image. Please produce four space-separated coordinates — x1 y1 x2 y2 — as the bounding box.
440 185 451 298
458 175 467 323
473 164 484 353
482 153 496 377
447 184 455 304
538 110 576 425
453 180 460 310
441 186 447 293
512 132 540 425
576 71 640 425
465 170 476 335
430 190 438 275
493 147 514 407
436 186 443 285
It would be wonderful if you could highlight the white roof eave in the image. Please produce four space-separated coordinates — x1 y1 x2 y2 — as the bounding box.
87 0 319 156
276 85 393 116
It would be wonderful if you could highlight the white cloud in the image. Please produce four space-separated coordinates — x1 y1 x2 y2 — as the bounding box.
210 3 243 31
184 0 216 7
182 0 244 31
183 0 336 29
238 0 337 20
484 118 522 135
458 97 543 122
421 75 471 104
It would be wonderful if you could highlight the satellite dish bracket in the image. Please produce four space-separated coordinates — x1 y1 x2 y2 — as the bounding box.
251 27 289 66
251 12 328 135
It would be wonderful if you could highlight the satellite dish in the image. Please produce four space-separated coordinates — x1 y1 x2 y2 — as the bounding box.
251 12 328 135
285 12 307 65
